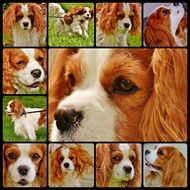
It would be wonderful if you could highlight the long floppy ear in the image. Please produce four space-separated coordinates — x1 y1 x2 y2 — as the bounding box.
72 145 93 175
37 144 47 187
162 148 187 187
144 14 176 46
48 48 79 124
3 49 16 94
50 148 64 184
30 3 45 33
3 4 17 34
90 8 94 18
98 3 118 35
96 144 112 187
127 144 141 187
3 144 9 187
13 100 25 117
139 49 187 141
129 3 141 35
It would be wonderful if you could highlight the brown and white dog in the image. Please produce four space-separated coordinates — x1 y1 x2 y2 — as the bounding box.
96 143 141 187
5 99 46 141
3 143 47 187
48 48 187 142
49 3 93 37
96 3 141 46
145 145 187 187
3 3 46 46
3 48 47 94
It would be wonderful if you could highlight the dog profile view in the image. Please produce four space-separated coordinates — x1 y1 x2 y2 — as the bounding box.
3 143 47 187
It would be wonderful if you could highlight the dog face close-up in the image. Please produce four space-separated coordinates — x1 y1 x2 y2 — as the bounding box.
49 48 187 142
3 143 46 187
3 48 47 94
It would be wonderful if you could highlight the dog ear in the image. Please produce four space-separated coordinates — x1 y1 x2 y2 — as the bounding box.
48 49 79 124
139 49 187 141
64 13 73 25
3 49 17 94
37 144 47 187
3 144 9 187
13 100 24 117
96 144 112 187
90 8 94 18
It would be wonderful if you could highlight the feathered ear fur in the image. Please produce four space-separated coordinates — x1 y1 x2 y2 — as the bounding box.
90 8 94 18
3 4 18 34
3 49 16 94
139 49 187 141
129 3 141 35
48 49 79 124
3 144 10 187
96 144 112 187
29 3 45 33
37 144 47 187
50 146 64 184
12 100 25 118
162 147 187 187
144 9 176 46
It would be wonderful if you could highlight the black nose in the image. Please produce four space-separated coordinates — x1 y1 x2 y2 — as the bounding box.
54 108 83 132
173 3 179 6
123 166 132 174
64 162 70 168
31 69 41 78
23 22 29 27
18 165 29 176
124 22 130 28
145 149 150 155
87 13 90 17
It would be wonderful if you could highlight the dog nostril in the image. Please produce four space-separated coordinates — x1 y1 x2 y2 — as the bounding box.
173 3 179 6
124 23 130 28
18 165 29 176
123 166 132 174
23 22 29 27
145 149 150 155
54 108 83 132
64 162 70 168
31 69 41 78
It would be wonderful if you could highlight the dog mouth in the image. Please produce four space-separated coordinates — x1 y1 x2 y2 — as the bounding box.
18 179 29 186
26 82 41 88
145 159 161 171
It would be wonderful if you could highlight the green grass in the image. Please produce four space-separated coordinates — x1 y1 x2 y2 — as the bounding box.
3 96 47 142
48 3 94 47
128 32 142 46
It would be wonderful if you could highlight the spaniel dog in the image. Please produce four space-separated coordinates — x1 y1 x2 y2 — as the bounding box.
48 48 187 142
49 3 93 37
96 143 141 187
3 48 47 94
96 3 141 46
49 144 93 187
3 143 47 187
145 145 187 187
144 3 186 47
5 99 46 141
3 3 46 47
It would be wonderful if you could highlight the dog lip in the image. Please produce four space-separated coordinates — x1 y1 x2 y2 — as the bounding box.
145 159 161 170
27 82 40 88
18 179 29 186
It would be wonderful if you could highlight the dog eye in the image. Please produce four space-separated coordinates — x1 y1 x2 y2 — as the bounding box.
117 12 125 20
8 152 17 160
129 155 135 161
158 150 164 156
69 156 75 160
28 14 34 19
32 153 40 160
58 157 64 163
16 61 24 66
112 156 121 161
37 57 44 64
113 77 138 95
68 74 76 87
162 9 168 16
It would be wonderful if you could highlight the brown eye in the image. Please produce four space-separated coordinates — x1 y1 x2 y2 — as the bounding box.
129 155 135 162
68 74 76 87
117 13 125 20
69 156 75 160
58 157 64 163
16 61 24 66
158 150 164 156
32 153 40 160
8 152 17 160
16 15 23 20
113 76 138 95
37 57 44 64
28 14 34 19
112 155 121 161
162 9 168 16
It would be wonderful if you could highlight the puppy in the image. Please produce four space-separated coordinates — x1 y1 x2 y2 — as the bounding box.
145 145 187 187
3 143 46 187
5 99 46 141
